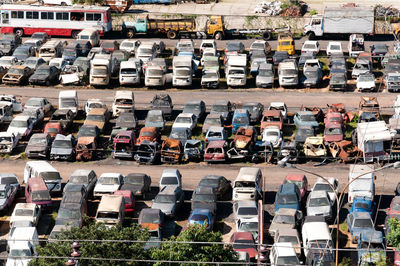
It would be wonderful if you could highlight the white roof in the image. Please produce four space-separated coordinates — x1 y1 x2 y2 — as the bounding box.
78 28 99 35
120 61 137 69
115 91 133 99
349 164 374 180
236 167 261 182
14 203 36 211
59 90 77 98
273 242 297 257
26 160 58 172
176 113 194 118
13 115 30 121
302 220 331 242
98 195 123 212
357 121 391 150
99 173 122 178
303 40 318 45
1 4 110 11
10 227 36 240
0 132 14 137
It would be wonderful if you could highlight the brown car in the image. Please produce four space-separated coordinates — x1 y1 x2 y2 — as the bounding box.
161 138 182 164
2 65 33 85
76 136 97 161
136 127 159 145
260 110 283 132
84 108 110 132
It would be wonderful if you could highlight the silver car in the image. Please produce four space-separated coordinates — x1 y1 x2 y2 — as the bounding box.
233 200 258 229
151 186 184 217
306 190 333 222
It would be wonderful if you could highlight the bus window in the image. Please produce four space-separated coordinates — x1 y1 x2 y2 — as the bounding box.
71 12 84 21
1 11 9 24
26 11 39 19
11 11 24 19
41 12 54 20
56 12 69 20
86 13 101 21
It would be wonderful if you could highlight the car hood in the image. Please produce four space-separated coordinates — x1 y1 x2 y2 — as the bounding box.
51 147 73 155
30 74 48 80
26 144 46 152
192 201 216 213
151 202 174 213
357 81 375 87
307 205 331 216
257 76 274 83
94 184 120 192
121 184 144 193
269 222 294 235
262 135 279 143
7 127 28 135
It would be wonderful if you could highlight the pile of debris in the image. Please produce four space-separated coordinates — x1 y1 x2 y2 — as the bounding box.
282 5 302 17
254 1 283 15
375 5 400 18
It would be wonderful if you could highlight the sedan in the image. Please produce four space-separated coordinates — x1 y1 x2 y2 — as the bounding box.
22 57 46 71
346 211 375 244
29 65 60 86
191 187 216 214
24 97 53 115
306 190 333 222
230 232 258 260
197 175 231 200
268 208 303 239
283 174 308 201
242 102 264 123
2 65 33 85
187 208 215 231
120 173 151 199
293 111 319 129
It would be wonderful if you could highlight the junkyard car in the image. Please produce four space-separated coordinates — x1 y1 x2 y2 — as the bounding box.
0 132 20 154
251 141 274 163
84 108 110 133
24 97 53 115
145 110 165 130
151 94 173 120
93 173 124 198
136 127 159 145
202 114 223 135
134 141 160 165
294 111 319 129
204 140 228 163
2 65 33 85
110 112 137 140
346 211 375 244
60 65 87 86
261 110 283 131
227 126 257 161
120 173 151 199
269 208 303 239
7 115 34 138
76 133 99 161
210 100 233 125
304 136 327 158
242 102 264 124
161 138 182 164
183 140 204 162
50 109 75 131
151 186 184 217
0 94 23 113
262 126 282 148
29 65 60 86
356 73 376 92
50 134 76 161
306 190 333 222
10 203 41 228
25 133 51 159
112 130 136 159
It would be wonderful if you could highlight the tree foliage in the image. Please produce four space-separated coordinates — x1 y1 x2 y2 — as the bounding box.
387 217 400 248
30 222 150 266
149 225 238 266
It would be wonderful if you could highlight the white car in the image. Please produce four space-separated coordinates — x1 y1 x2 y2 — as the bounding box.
249 40 271 54
200 40 217 54
120 40 141 55
233 200 258 229
0 56 18 69
301 40 320 54
0 132 20 154
85 99 106 115
306 190 333 221
24 97 53 115
93 173 124 198
22 57 46 71
326 41 343 56
0 94 23 113
395 42 400 54
7 115 34 137
6 241 36 266
262 126 282 148
311 177 338 203
200 48 217 65
49 57 68 70
172 113 197 131
356 73 376 92
10 203 41 228
269 242 300 266
268 102 287 121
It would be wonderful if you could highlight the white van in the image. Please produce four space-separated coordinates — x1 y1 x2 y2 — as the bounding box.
59 90 78 114
301 216 333 258
96 194 125 227
38 40 65 62
232 167 263 201
8 226 39 251
77 28 100 47
112 91 135 117
119 59 141 86
24 161 62 193
348 164 375 203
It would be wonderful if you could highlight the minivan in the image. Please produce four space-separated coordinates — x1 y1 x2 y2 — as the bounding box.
348 164 375 204
96 194 125 227
25 177 51 207
24 161 62 193
38 40 65 62
232 167 262 201
77 28 100 47
119 59 141 86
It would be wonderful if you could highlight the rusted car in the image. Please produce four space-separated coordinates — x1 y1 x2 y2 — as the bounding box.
260 110 283 132
84 108 110 133
204 140 228 163
301 106 324 122
76 136 98 161
327 103 354 123
183 140 204 162
251 141 274 163
358 96 380 119
112 130 136 159
324 112 343 126
303 136 327 158
2 65 33 85
323 123 343 143
227 126 257 161
136 127 159 146
328 140 359 163
43 122 62 138
134 141 161 165
161 138 182 164
110 112 137 141
50 109 75 131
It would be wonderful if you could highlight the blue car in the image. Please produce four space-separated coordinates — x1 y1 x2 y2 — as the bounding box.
232 109 250 134
346 211 375 244
357 231 385 265
293 111 319 129
188 208 215 231
274 183 301 212
349 196 376 216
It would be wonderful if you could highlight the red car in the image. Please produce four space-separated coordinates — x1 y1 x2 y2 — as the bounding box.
100 40 119 53
388 196 400 216
323 123 343 143
44 122 63 138
260 110 283 132
283 174 308 200
204 140 227 163
230 232 258 259
324 112 343 126
136 127 159 145
114 190 135 214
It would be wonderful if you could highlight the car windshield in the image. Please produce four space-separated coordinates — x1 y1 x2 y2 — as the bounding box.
303 44 316 50
147 115 163 122
53 140 72 148
58 208 80 219
9 249 31 257
276 194 298 205
330 45 341 51
265 131 279 136
359 75 374 82
148 69 163 76
98 177 120 185
0 177 17 184
238 207 258 216
175 69 190 77
7 68 24 75
142 214 160 224
31 190 50 202
239 221 258 231
193 194 214 202
190 214 209 224
331 75 345 83
301 115 315 121
121 42 133 48
87 115 105 122
70 175 88 183
125 176 143 185
154 194 175 203
26 99 41 107
138 48 152 55
207 131 221 138
204 60 218 67
199 178 219 187
184 104 201 112
35 69 49 75
354 218 373 228
15 209 33 216
314 183 333 192
233 239 255 250
74 59 89 68
282 69 297 75
278 235 298 243
305 71 318 78
13 49 28 56
309 197 330 207
161 176 178 185
388 75 400 82
354 202 369 210
9 119 27 128
0 136 11 143
28 136 46 145
325 127 342 135
251 43 264 49
175 117 192 124
92 68 108 75
61 98 76 107
284 180 303 188
140 131 154 137
78 127 97 137
233 116 249 124
258 69 273 77
273 214 294 224
102 42 116 49
229 69 244 75
0 59 11 65
63 50 76 57
277 256 299 265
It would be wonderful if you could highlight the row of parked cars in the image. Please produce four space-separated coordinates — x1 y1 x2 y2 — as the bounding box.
4 160 395 265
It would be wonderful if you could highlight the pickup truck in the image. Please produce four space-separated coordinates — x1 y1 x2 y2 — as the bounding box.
0 94 23 113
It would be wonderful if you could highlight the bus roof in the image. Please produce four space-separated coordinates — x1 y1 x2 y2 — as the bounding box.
26 161 58 172
1 4 110 12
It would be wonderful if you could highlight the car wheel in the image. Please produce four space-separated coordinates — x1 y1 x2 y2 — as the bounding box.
45 80 50 86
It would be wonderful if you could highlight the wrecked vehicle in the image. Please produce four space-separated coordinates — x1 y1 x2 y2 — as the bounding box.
202 114 224 135
323 123 343 143
0 103 13 125
278 140 299 162
151 94 173 120
50 134 76 161
134 141 161 165
262 126 282 148
183 140 204 162
60 65 87 86
301 106 324 123
110 112 137 141
301 59 322 87
0 132 20 154
356 73 376 92
329 73 347 91
227 126 257 161
328 140 359 163
43 122 62 138
2 65 33 85
0 94 23 113
295 125 315 144
29 65 60 86
112 91 135 117
75 135 98 162
136 127 159 146
161 139 182 164
303 136 327 158
261 110 283 132
356 121 391 163
242 102 264 124
145 110 165 131
204 140 228 163
324 112 343 126
50 109 75 131
112 131 136 159
358 96 380 118
25 133 51 159
251 141 274 163
84 108 110 133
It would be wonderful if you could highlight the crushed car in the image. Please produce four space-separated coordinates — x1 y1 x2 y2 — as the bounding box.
251 141 274 163
112 130 136 160
134 141 161 165
0 132 20 154
303 136 327 158
161 138 182 164
136 127 159 146
227 126 257 161
2 65 33 85
60 65 87 86
204 140 228 163
183 140 204 162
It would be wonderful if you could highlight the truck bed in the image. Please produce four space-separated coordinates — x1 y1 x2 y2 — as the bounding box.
324 8 374 34
147 19 196 33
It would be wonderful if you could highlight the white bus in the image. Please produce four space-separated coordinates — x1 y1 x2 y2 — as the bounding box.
0 4 112 38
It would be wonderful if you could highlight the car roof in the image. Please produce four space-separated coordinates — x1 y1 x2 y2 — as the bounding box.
207 140 226 148
236 167 260 181
71 169 93 176
309 190 328 198
273 242 297 256
352 211 372 219
285 174 305 181
202 175 222 180
236 200 257 208
99 173 122 178
161 169 178 176
15 202 36 210
98 195 123 212
276 208 297 215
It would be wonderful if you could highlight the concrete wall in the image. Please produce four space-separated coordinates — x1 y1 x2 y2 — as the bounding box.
112 13 307 35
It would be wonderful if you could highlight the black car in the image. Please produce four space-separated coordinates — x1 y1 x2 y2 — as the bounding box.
77 125 100 140
12 44 36 62
50 109 75 130
110 112 137 140
329 73 347 91
191 186 217 214
121 173 152 198
76 40 92 57
273 51 289 65
197 175 231 200
151 94 173 120
73 57 91 75
295 125 315 143
183 100 206 121
134 141 161 165
29 65 60 86
358 112 379 123
371 44 388 61
242 102 264 123
55 202 85 228
25 133 52 159
210 100 233 125
0 34 21 56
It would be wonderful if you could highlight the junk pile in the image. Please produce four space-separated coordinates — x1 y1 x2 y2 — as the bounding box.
254 1 283 15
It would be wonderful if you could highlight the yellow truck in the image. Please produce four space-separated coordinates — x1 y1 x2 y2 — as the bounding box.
277 33 295 56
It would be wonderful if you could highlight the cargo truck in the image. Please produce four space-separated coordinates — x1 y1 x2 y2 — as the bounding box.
90 54 112 87
304 7 400 39
172 55 193 87
225 54 247 87
122 15 289 40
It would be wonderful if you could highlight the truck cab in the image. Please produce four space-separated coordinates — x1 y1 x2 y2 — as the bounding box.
172 55 193 87
205 16 224 40
277 33 295 56
304 15 323 37
225 54 247 87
